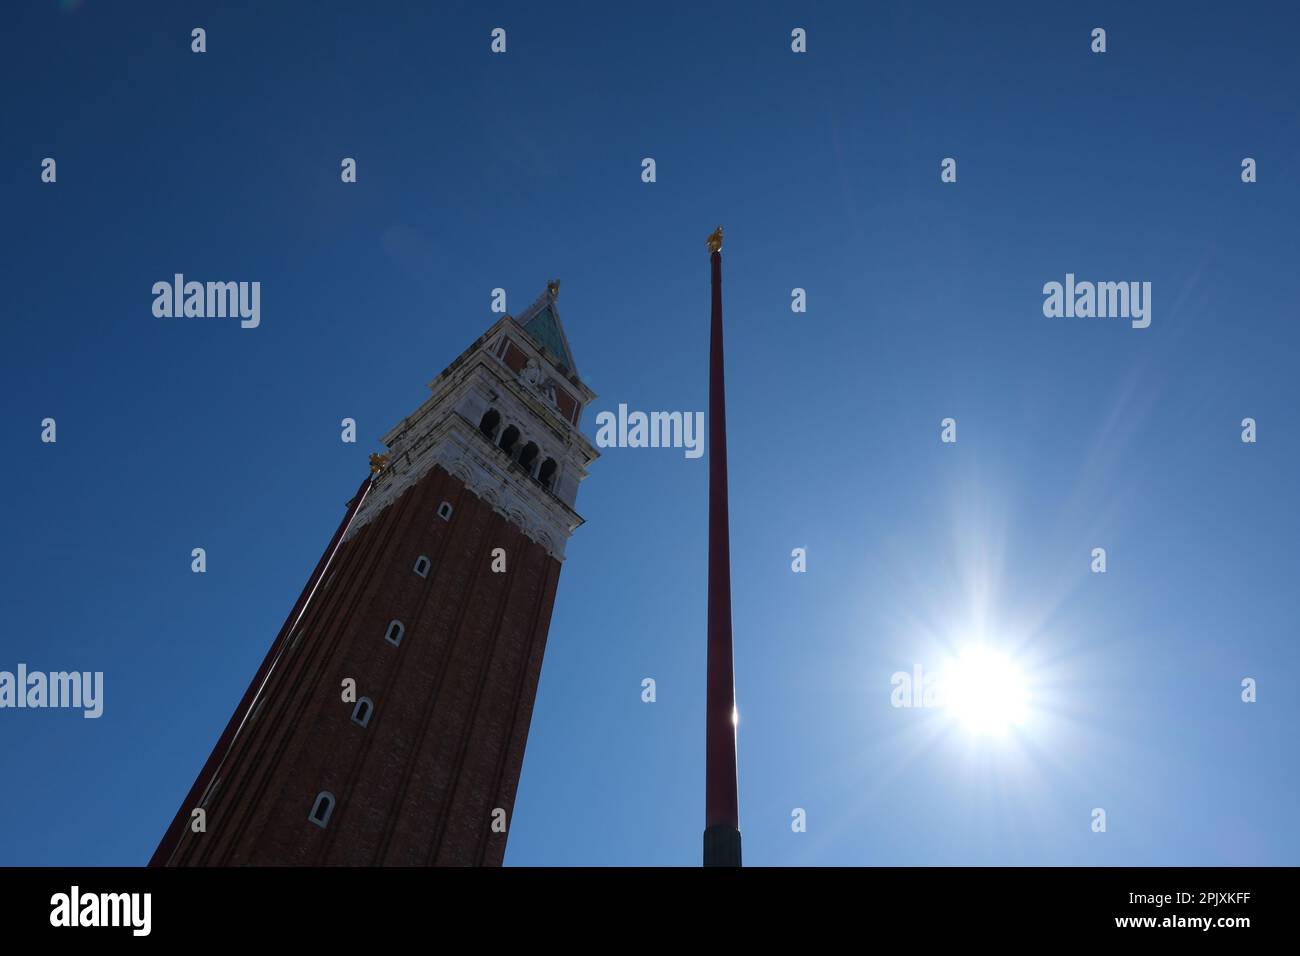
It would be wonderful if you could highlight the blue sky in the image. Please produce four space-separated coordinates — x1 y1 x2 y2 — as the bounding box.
2 1 1297 866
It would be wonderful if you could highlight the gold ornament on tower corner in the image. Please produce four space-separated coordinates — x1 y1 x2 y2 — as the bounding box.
706 226 723 253
547 279 561 299
369 453 390 475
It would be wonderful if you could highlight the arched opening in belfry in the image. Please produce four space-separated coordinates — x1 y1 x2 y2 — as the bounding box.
479 408 500 439
538 458 557 490
518 442 539 475
498 425 519 455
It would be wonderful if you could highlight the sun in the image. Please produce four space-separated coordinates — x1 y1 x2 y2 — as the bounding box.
943 645 1029 737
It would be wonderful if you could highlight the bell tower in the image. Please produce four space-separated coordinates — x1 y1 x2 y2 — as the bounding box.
152 283 597 866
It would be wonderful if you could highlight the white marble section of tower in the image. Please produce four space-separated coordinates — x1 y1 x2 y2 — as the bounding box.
345 283 599 559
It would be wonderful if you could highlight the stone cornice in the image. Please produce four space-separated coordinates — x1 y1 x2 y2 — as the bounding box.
346 412 583 561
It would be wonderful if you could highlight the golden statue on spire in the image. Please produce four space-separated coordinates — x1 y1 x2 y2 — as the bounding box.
547 278 561 299
706 226 723 253
369 453 390 475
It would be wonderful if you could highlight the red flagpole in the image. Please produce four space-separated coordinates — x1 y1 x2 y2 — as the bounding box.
703 226 741 866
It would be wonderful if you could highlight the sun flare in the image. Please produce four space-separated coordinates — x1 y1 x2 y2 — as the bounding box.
943 645 1029 737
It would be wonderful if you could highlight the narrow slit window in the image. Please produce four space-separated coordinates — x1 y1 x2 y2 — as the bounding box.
413 555 430 577
308 791 335 829
437 501 453 522
351 697 373 727
384 620 404 646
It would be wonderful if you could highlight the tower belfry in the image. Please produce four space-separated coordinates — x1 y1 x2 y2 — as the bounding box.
153 283 597 866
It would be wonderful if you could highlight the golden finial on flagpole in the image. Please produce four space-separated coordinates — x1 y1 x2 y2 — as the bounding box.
706 226 723 253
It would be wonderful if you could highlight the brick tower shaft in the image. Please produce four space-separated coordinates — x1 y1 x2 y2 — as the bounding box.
153 284 597 866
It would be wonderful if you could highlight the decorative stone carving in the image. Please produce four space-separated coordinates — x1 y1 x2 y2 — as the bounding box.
519 358 558 407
